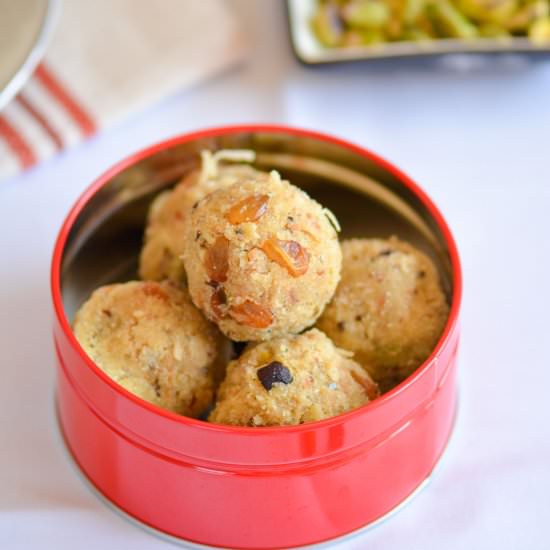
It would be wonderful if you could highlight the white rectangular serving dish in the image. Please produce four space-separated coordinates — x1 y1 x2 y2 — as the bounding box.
286 0 550 64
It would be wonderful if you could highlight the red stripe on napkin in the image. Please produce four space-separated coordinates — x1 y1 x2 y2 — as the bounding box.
35 63 97 137
0 116 37 168
17 95 64 150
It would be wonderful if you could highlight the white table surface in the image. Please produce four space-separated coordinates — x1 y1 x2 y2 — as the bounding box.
2 1 550 549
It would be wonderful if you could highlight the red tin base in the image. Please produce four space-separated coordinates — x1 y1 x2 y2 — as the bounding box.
51 125 462 550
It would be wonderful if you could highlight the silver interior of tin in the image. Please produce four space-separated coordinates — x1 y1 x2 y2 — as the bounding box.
60 131 454 320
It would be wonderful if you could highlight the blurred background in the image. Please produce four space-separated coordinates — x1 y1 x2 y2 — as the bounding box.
1 1 549 549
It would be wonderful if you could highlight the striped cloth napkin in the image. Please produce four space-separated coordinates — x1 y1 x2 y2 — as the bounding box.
0 0 247 181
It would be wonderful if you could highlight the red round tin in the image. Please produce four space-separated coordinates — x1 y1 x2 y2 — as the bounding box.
51 126 462 549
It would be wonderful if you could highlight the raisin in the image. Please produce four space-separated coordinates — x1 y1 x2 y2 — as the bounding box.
261 238 309 277
229 300 273 328
205 236 229 283
226 194 269 224
257 361 293 390
211 287 228 319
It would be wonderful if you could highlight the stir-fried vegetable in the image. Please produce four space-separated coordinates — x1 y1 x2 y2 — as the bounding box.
311 0 550 46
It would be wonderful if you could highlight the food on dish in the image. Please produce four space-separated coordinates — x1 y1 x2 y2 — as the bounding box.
316 237 449 392
73 149 450 421
139 150 261 282
208 329 379 426
311 0 550 47
182 168 342 341
73 280 231 416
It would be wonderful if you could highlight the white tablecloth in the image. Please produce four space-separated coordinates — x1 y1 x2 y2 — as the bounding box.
1 1 549 548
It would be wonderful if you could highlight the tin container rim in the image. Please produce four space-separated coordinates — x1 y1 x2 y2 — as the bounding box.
51 124 463 435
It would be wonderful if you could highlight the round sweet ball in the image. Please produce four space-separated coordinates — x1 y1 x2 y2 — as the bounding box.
182 171 342 341
208 329 379 426
139 154 269 282
73 280 231 417
316 237 449 392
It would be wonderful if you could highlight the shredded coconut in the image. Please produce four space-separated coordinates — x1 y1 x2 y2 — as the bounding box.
200 151 216 181
323 207 341 233
269 170 282 185
336 346 354 358
214 149 256 163
200 149 256 181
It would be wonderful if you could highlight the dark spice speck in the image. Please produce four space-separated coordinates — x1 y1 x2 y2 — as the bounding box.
337 321 346 332
417 270 426 279
377 249 394 258
257 361 293 390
